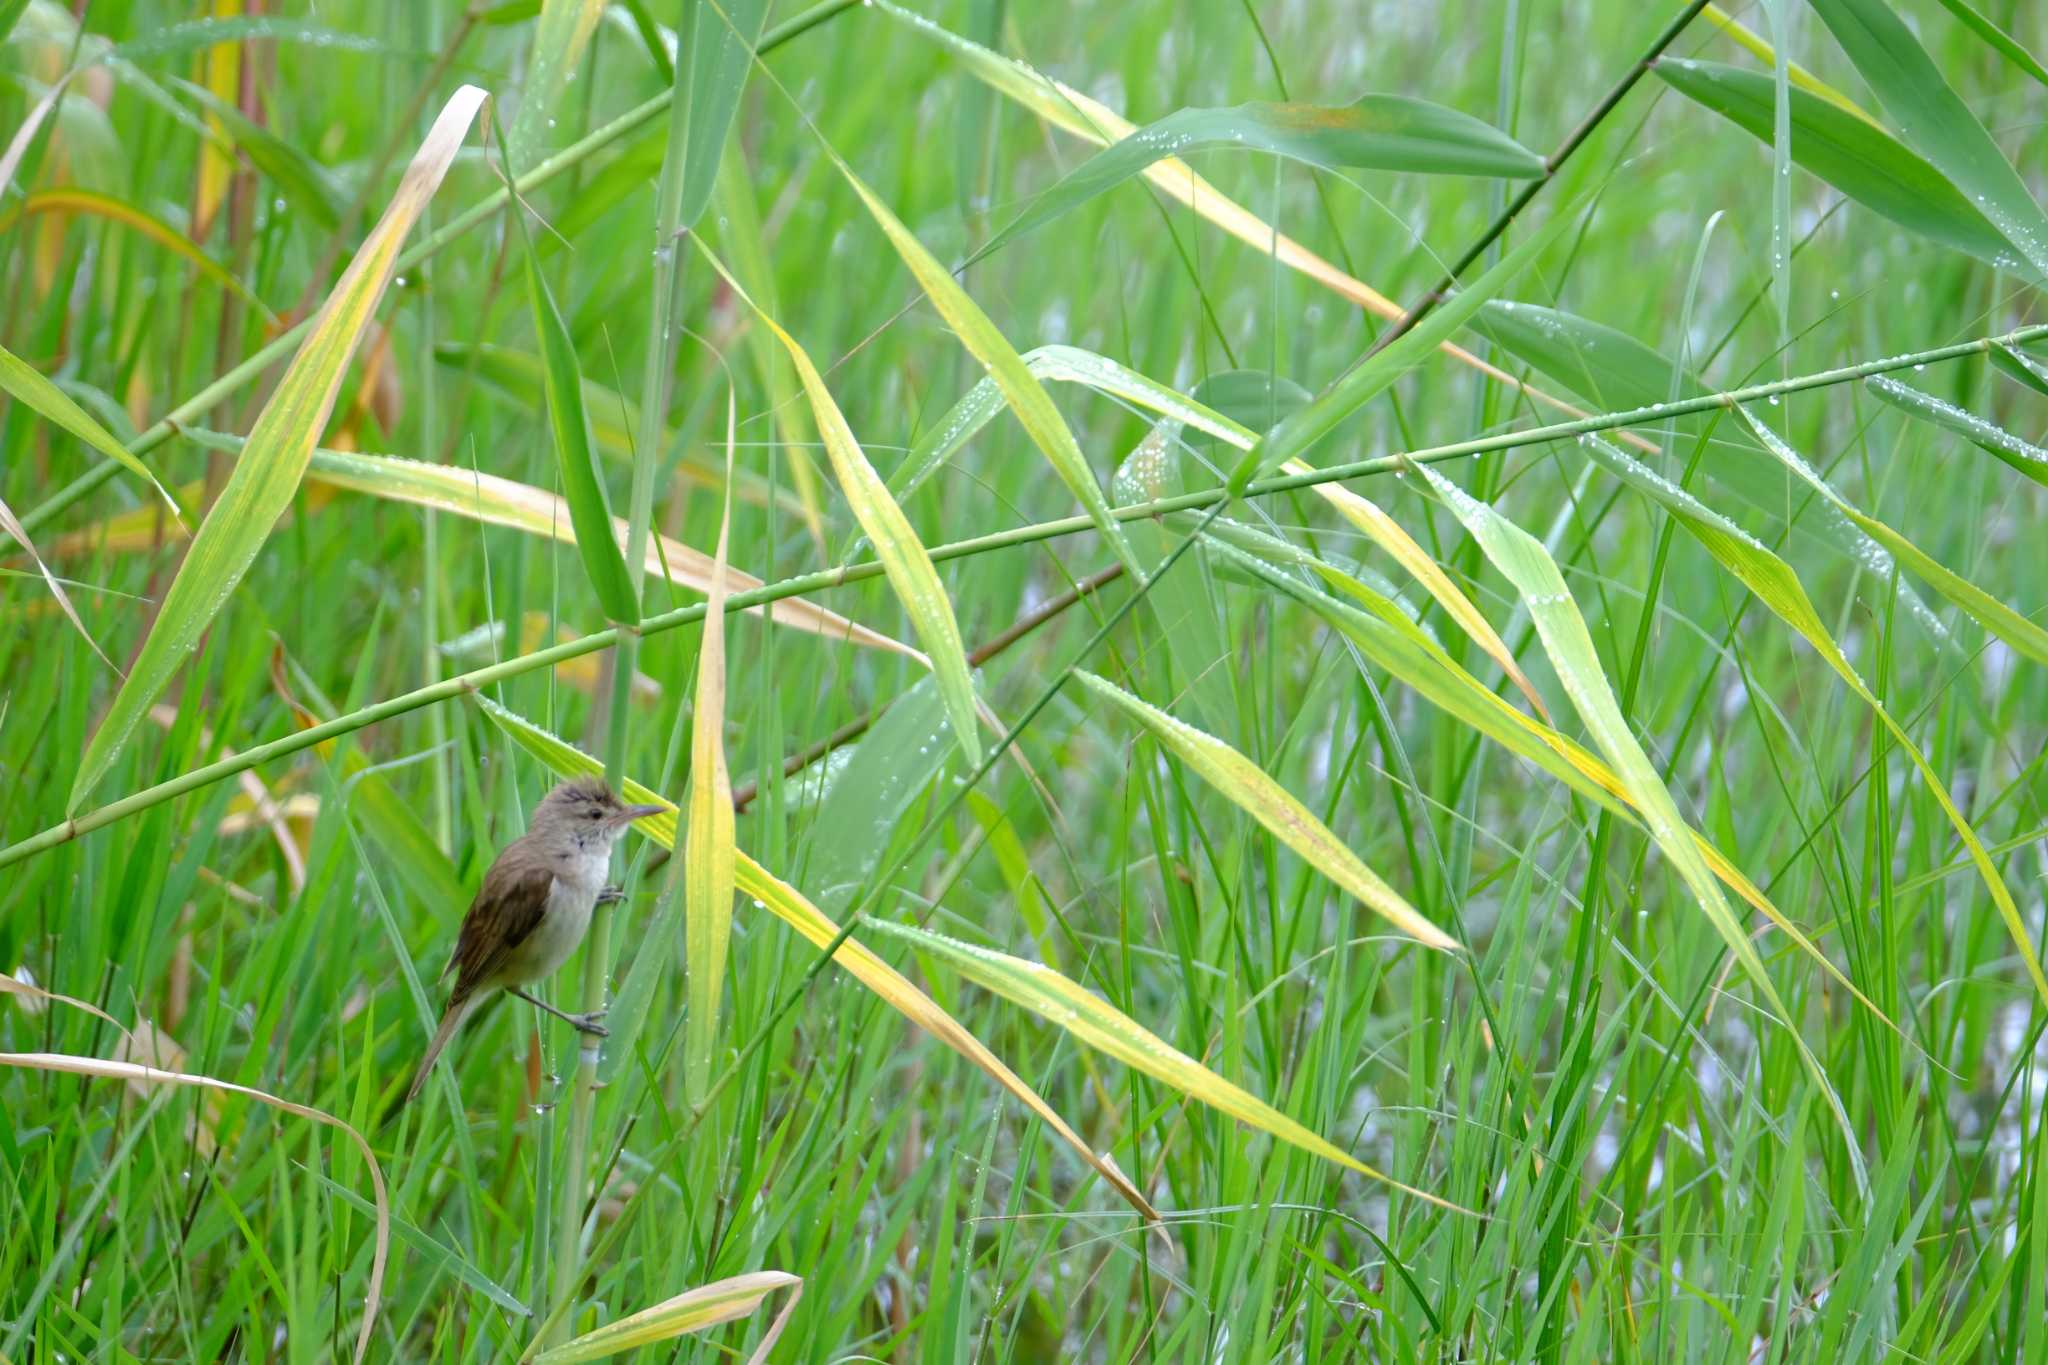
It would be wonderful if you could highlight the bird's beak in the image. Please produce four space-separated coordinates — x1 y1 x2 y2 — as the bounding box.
612 802 668 826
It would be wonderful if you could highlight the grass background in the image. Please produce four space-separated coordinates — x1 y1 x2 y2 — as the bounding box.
2 0 2047 1358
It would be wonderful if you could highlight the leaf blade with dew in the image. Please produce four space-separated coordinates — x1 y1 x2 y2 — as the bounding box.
0 492 116 670
861 918 1472 1215
1988 342 2048 398
874 0 1638 446
513 200 640 624
474 696 1157 1217
505 0 605 170
180 434 919 660
1073 670 1458 952
529 1272 800 1364
0 977 390 1365
975 94 1542 262
68 85 489 814
1698 2 1881 121
833 161 1139 576
1573 433 2048 1009
1652 57 2020 272
683 392 738 1106
1865 374 2048 486
1737 408 2048 669
1808 0 2048 279
0 342 184 517
691 243 981 767
1409 461 1866 1185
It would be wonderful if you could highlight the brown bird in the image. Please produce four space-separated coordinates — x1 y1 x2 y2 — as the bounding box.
394 777 665 1114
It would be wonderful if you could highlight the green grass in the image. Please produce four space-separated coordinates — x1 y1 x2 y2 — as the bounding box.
3 0 2048 1359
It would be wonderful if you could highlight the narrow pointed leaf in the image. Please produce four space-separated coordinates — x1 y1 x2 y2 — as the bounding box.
694 245 981 766
0 341 183 516
518 239 639 623
1866 374 2048 486
506 0 604 170
836 161 1138 576
1738 409 2048 668
1931 0 2048 88
1578 433 2048 1008
0 494 115 669
1412 463 1863 1182
475 698 1155 1216
1809 0 2048 278
69 85 488 813
683 398 737 1105
1074 670 1457 951
669 0 769 235
1989 342 2048 398
1654 57 2019 271
978 95 1539 260
531 1272 799 1363
864 919 1470 1213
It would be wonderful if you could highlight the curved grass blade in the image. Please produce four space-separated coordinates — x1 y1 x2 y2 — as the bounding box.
475 697 1157 1217
1737 409 2048 667
183 437 918 658
530 1272 800 1364
506 0 605 170
1653 57 2018 271
1866 374 2048 486
978 95 1540 260
683 394 738 1105
1931 0 2048 89
0 978 389 1365
693 244 981 766
834 161 1138 576
863 918 1471 1214
0 188 270 313
1410 463 1865 1185
68 85 488 813
1578 433 2048 1008
1074 669 1458 952
0 341 184 517
513 207 639 623
1809 0 2048 279
173 75 346 229
1989 342 2048 398
0 493 115 670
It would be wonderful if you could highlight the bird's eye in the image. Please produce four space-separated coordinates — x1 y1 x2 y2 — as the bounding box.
588 809 603 820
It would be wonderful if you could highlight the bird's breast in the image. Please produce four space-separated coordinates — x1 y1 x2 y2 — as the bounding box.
503 874 602 982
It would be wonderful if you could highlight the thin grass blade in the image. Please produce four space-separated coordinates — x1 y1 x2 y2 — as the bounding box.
530 1272 799 1363
67 86 488 813
1074 669 1457 951
1865 374 2048 486
0 341 183 515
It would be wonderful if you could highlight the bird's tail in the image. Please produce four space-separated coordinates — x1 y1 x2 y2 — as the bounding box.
384 993 484 1128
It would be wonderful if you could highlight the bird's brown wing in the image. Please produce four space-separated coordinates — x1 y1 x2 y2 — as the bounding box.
444 852 555 1002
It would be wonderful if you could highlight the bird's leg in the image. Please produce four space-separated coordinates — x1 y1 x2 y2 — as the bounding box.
596 883 626 905
509 987 609 1037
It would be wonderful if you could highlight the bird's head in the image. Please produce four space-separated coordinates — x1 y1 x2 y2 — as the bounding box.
531 777 667 850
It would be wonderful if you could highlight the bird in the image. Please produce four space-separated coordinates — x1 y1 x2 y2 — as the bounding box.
391 777 665 1116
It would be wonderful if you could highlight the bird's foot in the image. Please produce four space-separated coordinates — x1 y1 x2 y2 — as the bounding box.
596 883 626 905
567 1009 609 1038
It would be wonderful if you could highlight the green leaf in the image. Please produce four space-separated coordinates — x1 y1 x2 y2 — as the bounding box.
692 244 981 767
977 95 1540 260
862 918 1470 1213
1738 408 2048 668
1931 0 2048 89
505 0 605 170
68 86 487 813
1411 461 1865 1188
1654 57 2018 271
1807 0 2048 277
1188 370 1311 445
0 342 183 516
1989 341 2048 398
1865 374 2048 486
1073 670 1458 952
513 219 640 624
1472 300 1682 410
835 161 1140 576
668 0 770 236
174 75 347 229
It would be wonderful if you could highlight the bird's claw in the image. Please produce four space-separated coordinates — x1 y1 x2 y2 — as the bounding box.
596 883 626 905
568 1009 609 1038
